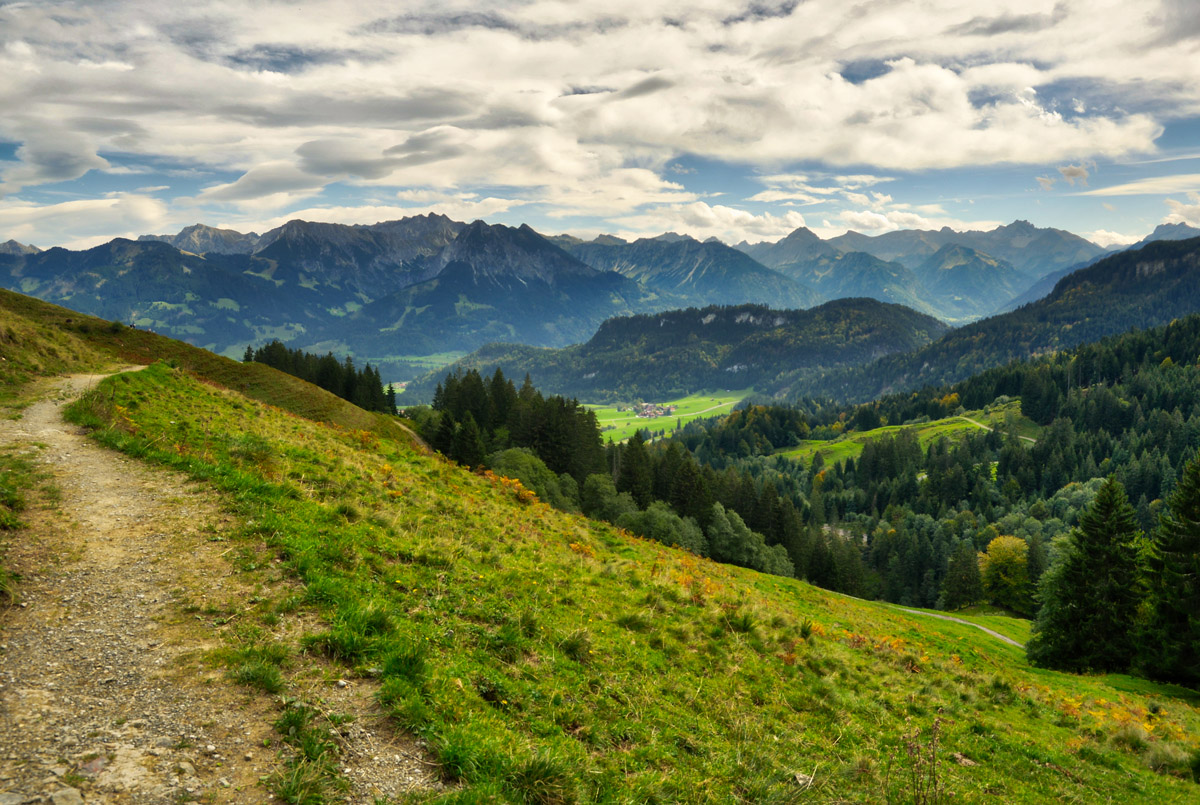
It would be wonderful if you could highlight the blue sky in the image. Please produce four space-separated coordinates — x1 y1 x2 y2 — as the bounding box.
1 0 1198 250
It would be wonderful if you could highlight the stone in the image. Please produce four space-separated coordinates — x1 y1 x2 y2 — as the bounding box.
50 789 86 805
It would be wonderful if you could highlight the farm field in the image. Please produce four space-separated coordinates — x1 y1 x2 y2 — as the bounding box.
779 399 1041 466
587 389 749 443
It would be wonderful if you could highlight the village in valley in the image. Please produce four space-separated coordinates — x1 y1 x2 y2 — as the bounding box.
630 401 678 419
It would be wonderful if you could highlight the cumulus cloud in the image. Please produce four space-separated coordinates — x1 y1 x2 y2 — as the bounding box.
610 201 808 243
1165 192 1200 226
1058 162 1091 186
1086 229 1142 248
0 0 1196 244
836 206 1000 235
233 197 530 234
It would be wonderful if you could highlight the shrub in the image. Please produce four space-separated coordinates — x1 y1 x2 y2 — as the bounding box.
506 751 577 805
558 629 592 663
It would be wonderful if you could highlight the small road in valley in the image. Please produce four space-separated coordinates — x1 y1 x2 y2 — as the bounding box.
957 414 1037 443
896 608 1025 648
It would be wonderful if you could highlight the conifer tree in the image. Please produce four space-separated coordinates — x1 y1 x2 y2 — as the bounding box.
451 413 486 469
616 431 653 508
1142 451 1200 685
1027 476 1143 672
941 539 983 610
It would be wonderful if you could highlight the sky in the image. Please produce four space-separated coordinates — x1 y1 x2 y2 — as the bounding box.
1 0 1199 251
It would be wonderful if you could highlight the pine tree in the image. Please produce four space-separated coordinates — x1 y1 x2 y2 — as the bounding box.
1142 451 1200 685
432 413 457 457
941 539 983 610
1027 476 1144 672
451 413 486 469
616 431 653 508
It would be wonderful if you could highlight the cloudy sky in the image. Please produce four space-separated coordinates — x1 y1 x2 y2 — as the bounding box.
2 0 1198 250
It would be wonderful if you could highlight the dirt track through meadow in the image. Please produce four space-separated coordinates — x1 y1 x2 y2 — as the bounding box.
0 372 283 803
0 372 440 804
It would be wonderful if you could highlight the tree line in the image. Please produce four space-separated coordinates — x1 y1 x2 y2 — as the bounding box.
244 340 395 414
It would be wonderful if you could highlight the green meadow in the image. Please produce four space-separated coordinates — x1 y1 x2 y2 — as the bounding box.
779 399 1042 466
586 389 748 443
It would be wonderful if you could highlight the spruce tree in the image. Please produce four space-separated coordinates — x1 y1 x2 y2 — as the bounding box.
616 431 653 508
941 539 983 610
451 413 486 468
432 412 457 457
1027 476 1143 672
1142 451 1200 686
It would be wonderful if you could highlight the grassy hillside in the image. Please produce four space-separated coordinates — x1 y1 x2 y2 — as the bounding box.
3 287 1197 802
778 400 1041 466
0 288 411 442
59 362 1200 803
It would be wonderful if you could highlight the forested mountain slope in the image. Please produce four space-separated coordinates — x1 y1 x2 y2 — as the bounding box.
404 298 949 402
780 237 1200 402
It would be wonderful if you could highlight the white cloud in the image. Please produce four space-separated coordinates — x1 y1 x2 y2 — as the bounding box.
610 201 808 243
228 198 529 233
835 206 1001 235
1082 174 1200 197
1086 229 1142 248
1165 192 1200 227
0 194 169 249
0 1 1196 244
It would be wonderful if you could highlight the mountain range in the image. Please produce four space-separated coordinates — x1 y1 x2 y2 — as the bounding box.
3 215 1200 389
780 235 1200 402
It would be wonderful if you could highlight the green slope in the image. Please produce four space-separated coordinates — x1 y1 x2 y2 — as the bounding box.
3 288 1198 802
778 399 1041 466
62 370 1200 802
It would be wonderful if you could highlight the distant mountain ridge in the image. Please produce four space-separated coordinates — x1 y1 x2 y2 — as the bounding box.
0 240 41 256
0 218 661 369
780 236 1200 402
553 233 821 309
403 298 950 403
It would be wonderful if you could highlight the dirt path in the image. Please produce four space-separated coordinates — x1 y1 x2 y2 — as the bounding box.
0 372 286 803
957 415 1036 443
0 372 439 804
896 608 1025 648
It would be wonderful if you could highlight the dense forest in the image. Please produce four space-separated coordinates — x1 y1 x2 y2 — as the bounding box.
418 313 1200 687
244 340 395 414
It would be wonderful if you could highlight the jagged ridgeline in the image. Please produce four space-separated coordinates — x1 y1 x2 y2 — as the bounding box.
404 298 950 403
